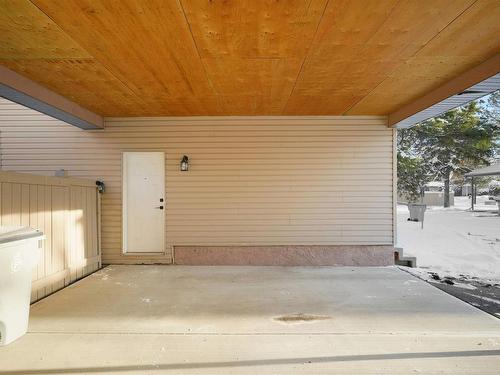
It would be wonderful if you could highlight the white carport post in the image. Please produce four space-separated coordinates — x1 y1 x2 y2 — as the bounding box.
465 163 500 212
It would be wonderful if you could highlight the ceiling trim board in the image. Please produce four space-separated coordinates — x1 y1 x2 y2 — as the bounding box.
0 65 103 129
389 53 500 128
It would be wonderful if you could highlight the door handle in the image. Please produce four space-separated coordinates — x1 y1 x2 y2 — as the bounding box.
155 206 164 210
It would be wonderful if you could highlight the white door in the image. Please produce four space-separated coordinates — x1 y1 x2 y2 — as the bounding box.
123 152 165 253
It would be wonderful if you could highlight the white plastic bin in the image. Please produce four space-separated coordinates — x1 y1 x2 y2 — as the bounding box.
0 227 43 346
407 203 427 229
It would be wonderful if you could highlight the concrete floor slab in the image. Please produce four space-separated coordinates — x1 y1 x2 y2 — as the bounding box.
2 333 500 374
28 265 500 335
1 265 499 374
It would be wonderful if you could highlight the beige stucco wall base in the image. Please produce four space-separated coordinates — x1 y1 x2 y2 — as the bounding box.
174 245 395 266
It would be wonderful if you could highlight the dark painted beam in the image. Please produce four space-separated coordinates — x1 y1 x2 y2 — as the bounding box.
0 65 103 130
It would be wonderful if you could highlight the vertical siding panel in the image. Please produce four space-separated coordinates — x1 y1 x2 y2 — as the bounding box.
76 186 83 279
0 170 100 302
29 184 39 301
392 129 398 245
94 191 99 258
84 187 90 259
51 186 65 294
21 184 30 226
97 190 102 267
44 185 53 295
70 185 86 281
63 186 71 287
69 186 76 282
87 188 97 257
11 183 21 226
37 185 46 298
52 186 65 274
2 183 12 225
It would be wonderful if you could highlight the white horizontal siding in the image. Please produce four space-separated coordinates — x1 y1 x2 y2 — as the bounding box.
0 98 394 264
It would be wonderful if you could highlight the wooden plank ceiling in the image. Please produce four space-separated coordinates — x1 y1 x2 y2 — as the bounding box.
0 0 499 117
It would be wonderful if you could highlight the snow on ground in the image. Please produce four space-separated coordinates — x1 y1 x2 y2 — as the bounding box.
397 196 500 283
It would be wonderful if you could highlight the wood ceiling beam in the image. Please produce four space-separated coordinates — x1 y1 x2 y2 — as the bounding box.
388 53 500 128
0 65 103 129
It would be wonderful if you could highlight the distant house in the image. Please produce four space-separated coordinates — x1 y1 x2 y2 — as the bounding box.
425 181 444 192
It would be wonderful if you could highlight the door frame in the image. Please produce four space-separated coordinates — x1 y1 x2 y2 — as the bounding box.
122 151 165 254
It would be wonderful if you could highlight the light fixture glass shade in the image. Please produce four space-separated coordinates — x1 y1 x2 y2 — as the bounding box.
180 155 189 171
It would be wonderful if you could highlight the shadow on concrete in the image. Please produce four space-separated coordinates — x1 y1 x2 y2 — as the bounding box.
3 350 500 374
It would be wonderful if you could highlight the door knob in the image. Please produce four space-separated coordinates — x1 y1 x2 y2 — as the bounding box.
155 206 164 210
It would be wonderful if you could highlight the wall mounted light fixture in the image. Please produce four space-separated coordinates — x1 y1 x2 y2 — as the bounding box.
96 180 105 193
180 155 189 171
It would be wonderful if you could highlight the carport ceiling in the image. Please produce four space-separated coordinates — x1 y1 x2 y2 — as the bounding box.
0 0 499 117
